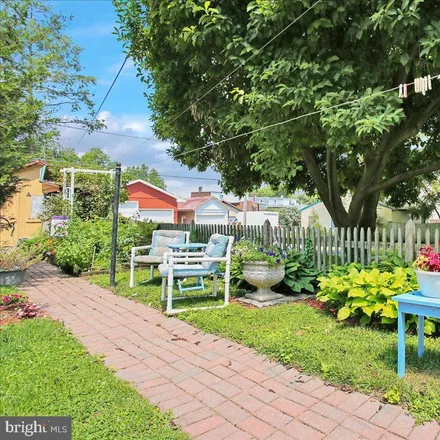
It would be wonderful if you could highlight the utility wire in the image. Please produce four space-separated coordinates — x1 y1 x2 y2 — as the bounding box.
56 123 160 141
118 0 321 161
77 0 159 144
149 75 435 166
168 0 322 125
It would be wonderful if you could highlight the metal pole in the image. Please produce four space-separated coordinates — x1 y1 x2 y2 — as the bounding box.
70 168 75 208
243 194 248 228
110 163 121 287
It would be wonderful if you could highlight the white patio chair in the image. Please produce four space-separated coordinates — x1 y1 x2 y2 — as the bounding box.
130 230 189 287
159 234 234 315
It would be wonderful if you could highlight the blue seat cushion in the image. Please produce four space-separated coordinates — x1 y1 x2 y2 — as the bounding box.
149 230 187 256
158 263 213 279
202 234 229 272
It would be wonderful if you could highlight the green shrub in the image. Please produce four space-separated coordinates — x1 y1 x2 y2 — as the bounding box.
27 218 159 275
283 249 320 293
317 262 439 333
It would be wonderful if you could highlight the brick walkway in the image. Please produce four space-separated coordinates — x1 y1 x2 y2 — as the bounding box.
22 264 439 440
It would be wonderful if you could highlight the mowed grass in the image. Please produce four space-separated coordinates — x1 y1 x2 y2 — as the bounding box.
0 318 188 440
89 269 440 423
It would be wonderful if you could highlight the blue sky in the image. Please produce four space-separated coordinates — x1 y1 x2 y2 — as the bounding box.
49 0 222 198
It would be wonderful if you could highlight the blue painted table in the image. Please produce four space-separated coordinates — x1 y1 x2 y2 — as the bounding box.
392 291 440 377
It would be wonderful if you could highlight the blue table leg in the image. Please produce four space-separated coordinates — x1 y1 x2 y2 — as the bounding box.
418 315 425 358
397 311 406 378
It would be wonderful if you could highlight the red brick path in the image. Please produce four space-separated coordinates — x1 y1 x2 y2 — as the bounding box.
23 264 439 440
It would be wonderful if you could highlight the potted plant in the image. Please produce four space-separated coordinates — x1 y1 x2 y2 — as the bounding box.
236 241 286 302
414 245 440 298
0 247 39 286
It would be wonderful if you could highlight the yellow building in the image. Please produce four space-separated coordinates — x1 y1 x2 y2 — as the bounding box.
0 161 59 246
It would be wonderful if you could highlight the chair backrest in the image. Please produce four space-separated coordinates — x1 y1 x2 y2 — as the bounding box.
202 234 234 272
149 230 189 256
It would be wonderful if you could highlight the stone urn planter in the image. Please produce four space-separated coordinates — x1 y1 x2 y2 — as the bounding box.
415 270 440 299
0 268 27 286
243 261 285 302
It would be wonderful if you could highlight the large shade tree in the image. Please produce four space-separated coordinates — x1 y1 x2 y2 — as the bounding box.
115 0 440 228
0 0 98 208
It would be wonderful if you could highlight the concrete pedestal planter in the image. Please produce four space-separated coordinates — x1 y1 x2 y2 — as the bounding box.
415 270 440 299
0 268 27 286
243 261 285 302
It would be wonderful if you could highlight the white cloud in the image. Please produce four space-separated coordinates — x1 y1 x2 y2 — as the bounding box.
56 111 225 199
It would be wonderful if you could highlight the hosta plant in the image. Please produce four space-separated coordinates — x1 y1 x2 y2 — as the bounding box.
283 249 320 293
316 264 438 333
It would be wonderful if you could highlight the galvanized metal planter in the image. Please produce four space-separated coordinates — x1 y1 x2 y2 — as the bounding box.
0 268 27 286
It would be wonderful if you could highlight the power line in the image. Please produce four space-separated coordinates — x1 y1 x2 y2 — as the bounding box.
149 75 434 166
169 0 322 125
77 56 129 144
118 0 321 162
77 0 159 144
56 123 159 141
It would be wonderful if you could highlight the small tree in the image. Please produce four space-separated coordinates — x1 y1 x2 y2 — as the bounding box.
278 206 301 228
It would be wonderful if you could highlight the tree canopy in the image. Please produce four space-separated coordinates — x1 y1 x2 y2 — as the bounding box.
0 0 98 208
115 0 440 227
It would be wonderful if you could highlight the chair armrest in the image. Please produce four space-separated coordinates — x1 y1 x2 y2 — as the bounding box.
162 251 205 263
169 256 228 264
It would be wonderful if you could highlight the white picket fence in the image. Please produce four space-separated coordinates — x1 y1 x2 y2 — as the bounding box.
159 220 437 272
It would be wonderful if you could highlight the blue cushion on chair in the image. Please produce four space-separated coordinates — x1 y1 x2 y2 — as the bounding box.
149 230 187 256
158 263 212 279
202 234 229 272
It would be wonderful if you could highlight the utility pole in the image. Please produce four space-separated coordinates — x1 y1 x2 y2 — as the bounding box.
243 194 248 229
110 162 121 287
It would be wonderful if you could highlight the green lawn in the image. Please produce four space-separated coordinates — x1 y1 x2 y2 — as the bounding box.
0 318 188 440
89 269 440 423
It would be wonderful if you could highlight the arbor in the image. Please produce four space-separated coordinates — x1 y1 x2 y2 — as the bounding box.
0 0 98 207
115 0 440 228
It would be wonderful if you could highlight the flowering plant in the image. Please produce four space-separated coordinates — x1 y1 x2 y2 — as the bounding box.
0 293 26 306
414 246 440 272
17 303 40 319
233 240 285 265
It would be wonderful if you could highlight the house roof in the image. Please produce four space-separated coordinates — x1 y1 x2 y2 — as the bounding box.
178 196 212 211
25 160 46 168
126 179 180 200
299 200 322 212
221 200 241 213
178 196 240 213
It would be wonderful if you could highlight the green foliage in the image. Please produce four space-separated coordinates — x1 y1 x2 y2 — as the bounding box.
0 246 39 271
115 0 440 228
0 319 188 439
316 262 440 334
0 0 98 208
33 218 159 275
384 386 401 405
234 240 285 266
278 206 301 228
123 164 166 189
283 248 320 293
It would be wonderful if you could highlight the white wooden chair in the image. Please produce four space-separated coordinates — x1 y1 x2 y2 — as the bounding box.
159 234 234 315
130 230 189 287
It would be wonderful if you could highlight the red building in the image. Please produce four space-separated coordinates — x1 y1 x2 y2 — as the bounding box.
125 180 180 224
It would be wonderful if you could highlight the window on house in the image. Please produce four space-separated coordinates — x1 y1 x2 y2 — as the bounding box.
30 195 44 219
